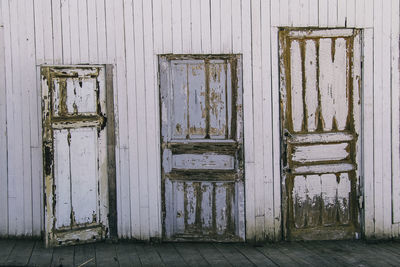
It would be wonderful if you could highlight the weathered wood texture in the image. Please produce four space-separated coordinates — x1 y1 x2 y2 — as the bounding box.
2 239 400 266
0 0 398 241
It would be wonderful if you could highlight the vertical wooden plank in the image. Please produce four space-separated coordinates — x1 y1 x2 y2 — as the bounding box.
181 0 191 53
162 0 172 53
114 0 130 238
279 0 289 26
337 0 346 27
305 40 318 132
251 1 264 240
0 0 8 235
172 0 182 53
87 0 98 63
104 0 119 235
78 0 89 63
20 0 34 235
290 40 304 132
42 0 54 63
289 0 300 26
190 0 201 53
309 0 319 26
34 0 44 65
96 0 107 63
2 0 12 236
299 0 308 27
327 0 338 27
242 0 255 240
231 0 241 53
363 28 375 237
261 0 274 239
52 0 63 63
53 131 72 229
152 0 163 54
318 0 328 27
60 0 71 64
391 0 400 224
69 0 80 63
211 0 221 54
355 0 365 28
8 0 24 235
200 0 211 53
220 0 232 53
133 0 150 240
346 0 356 27
271 26 281 241
271 0 279 26
365 0 374 28
123 0 139 239
144 0 161 238
373 0 384 237
382 0 392 236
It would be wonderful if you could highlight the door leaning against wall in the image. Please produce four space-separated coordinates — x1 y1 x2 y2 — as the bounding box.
159 55 245 241
279 29 362 240
41 65 116 246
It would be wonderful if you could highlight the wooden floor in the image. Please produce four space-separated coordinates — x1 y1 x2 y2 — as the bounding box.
1 239 400 266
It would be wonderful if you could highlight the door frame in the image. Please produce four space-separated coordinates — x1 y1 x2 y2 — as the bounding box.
277 28 364 240
41 64 117 246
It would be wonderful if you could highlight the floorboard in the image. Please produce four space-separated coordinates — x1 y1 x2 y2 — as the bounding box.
51 245 74 267
134 243 165 266
214 243 253 267
174 243 209 266
115 242 142 266
0 239 16 265
74 243 96 267
28 241 54 267
5 240 35 266
95 242 119 267
155 243 186 266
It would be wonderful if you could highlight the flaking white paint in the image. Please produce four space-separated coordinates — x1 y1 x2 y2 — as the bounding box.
0 0 398 241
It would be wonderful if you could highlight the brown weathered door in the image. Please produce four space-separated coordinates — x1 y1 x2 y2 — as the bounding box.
279 29 362 240
160 55 245 241
42 66 112 246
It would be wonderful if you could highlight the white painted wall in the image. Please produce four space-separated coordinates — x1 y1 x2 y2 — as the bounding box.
0 0 399 241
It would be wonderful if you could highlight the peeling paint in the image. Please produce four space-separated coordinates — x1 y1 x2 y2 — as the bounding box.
279 29 362 240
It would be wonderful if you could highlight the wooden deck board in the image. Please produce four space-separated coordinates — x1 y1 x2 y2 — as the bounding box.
94 243 119 267
134 243 165 266
115 242 142 266
194 243 231 266
233 243 277 266
28 241 54 267
174 243 209 266
5 240 35 266
74 243 96 267
51 245 74 267
0 239 400 266
0 239 16 265
214 243 253 267
155 243 186 266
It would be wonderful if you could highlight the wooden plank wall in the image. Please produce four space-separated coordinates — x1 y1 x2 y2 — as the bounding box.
0 0 398 241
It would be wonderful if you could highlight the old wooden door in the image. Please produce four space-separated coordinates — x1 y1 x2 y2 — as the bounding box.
160 55 245 241
279 29 362 240
41 66 111 246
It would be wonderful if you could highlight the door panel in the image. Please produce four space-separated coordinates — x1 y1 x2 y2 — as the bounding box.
279 29 361 240
42 66 109 246
160 55 244 241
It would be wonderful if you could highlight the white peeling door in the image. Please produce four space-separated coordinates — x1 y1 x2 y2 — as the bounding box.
41 66 109 246
279 29 362 240
159 55 245 241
